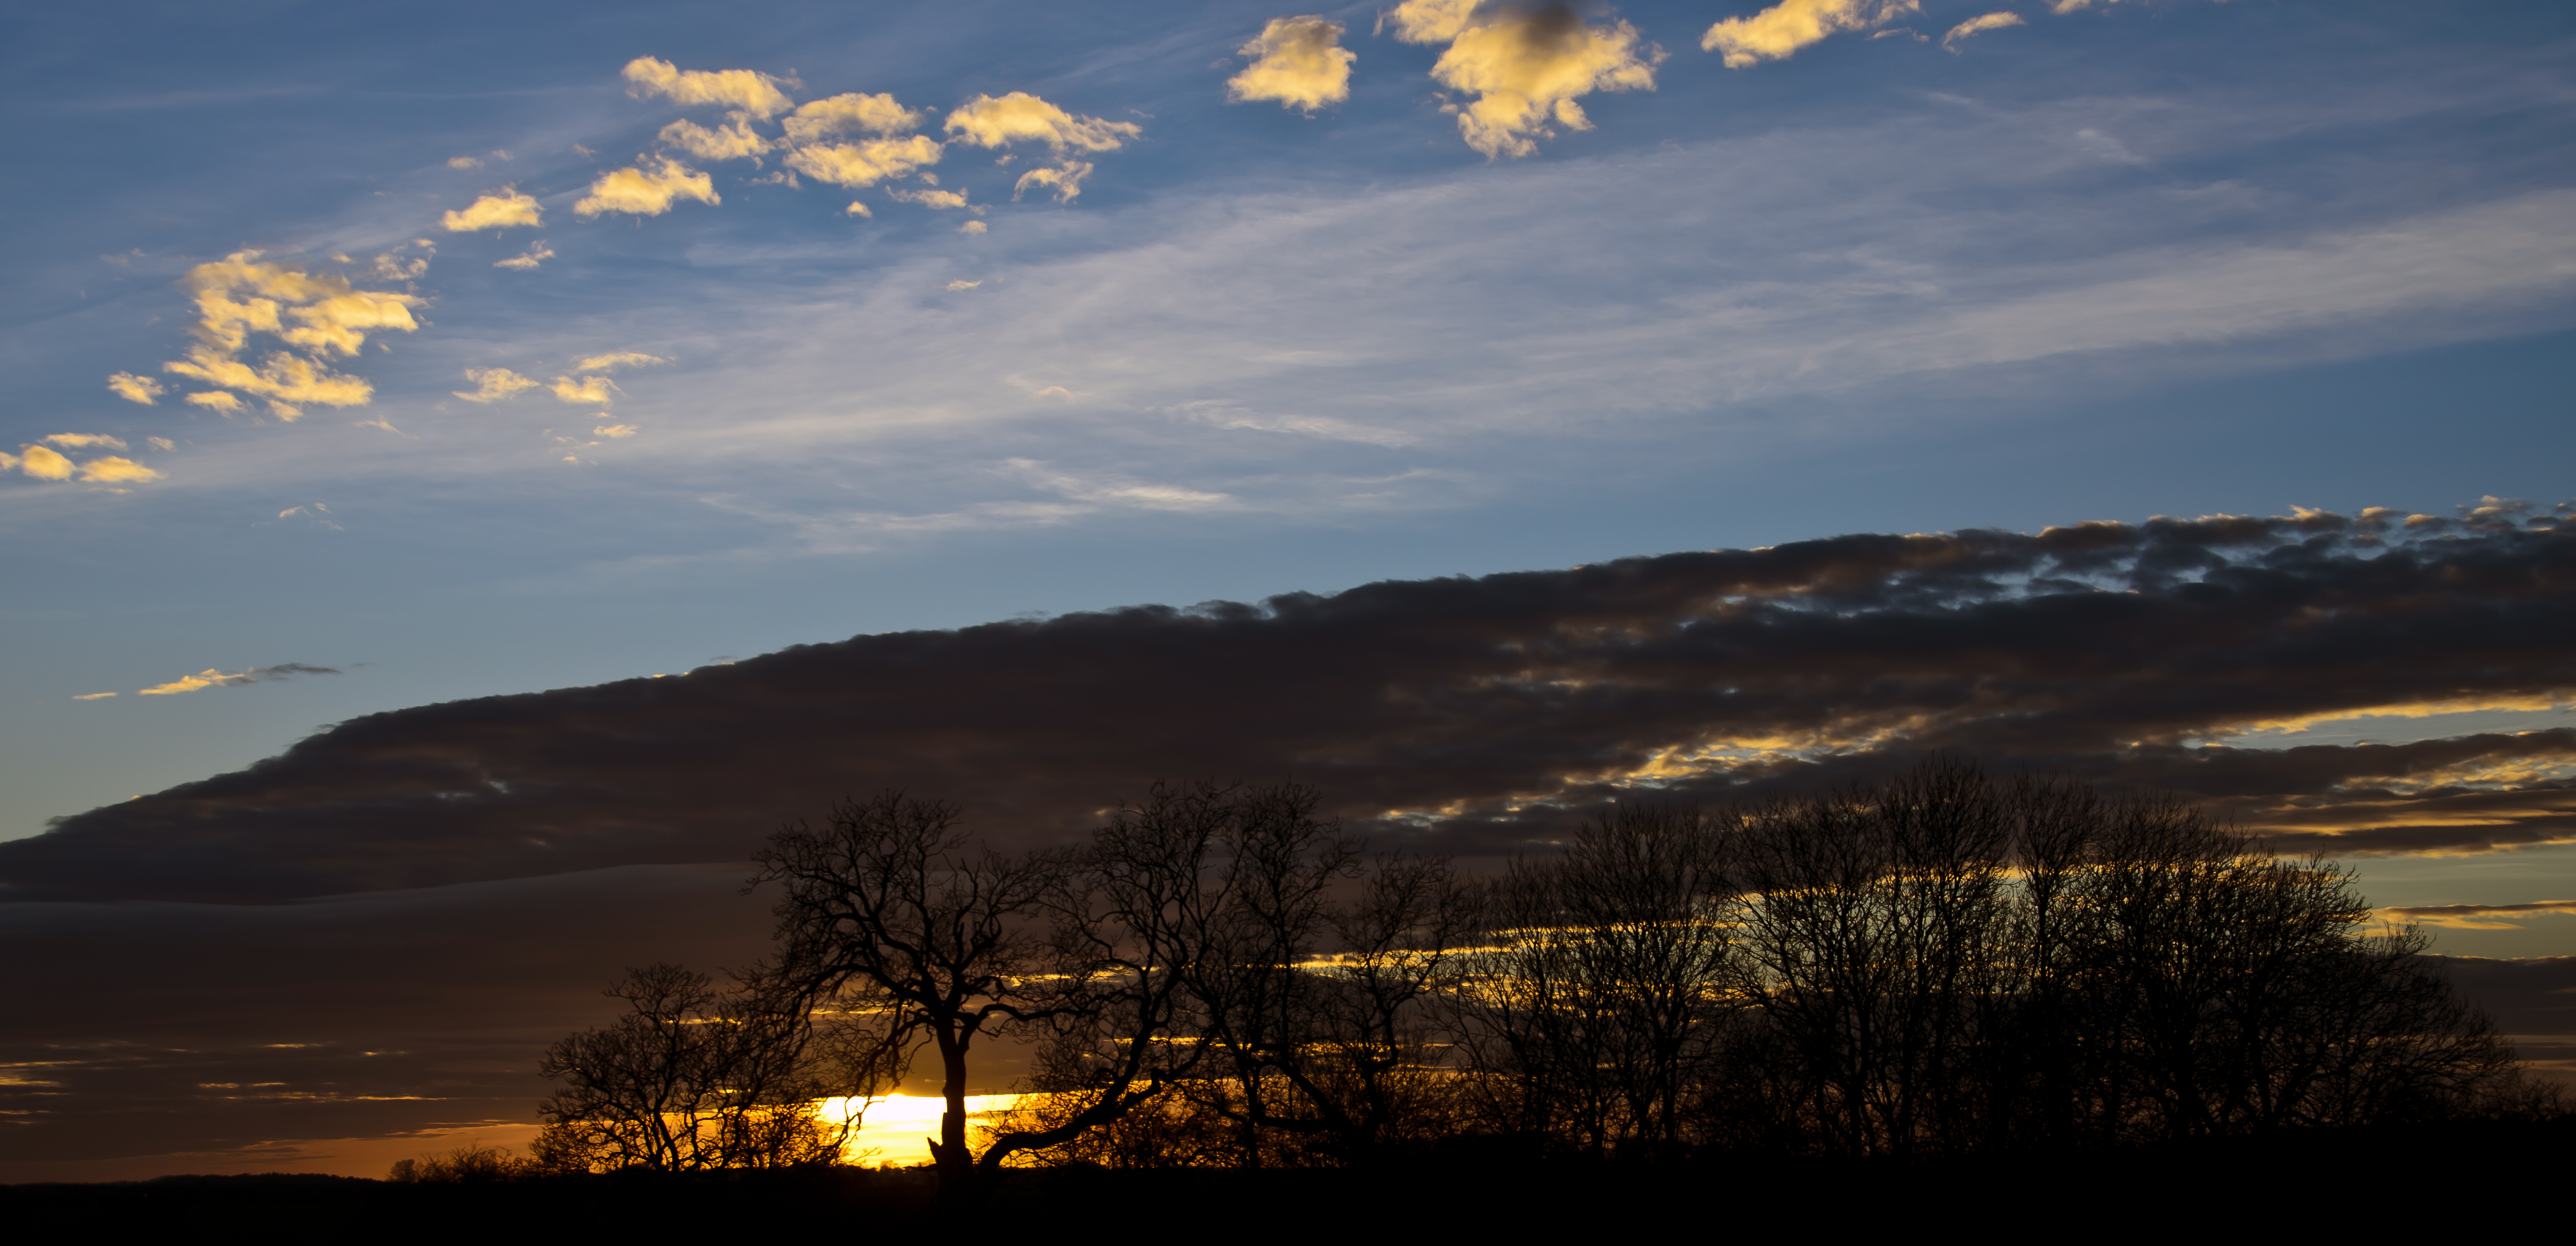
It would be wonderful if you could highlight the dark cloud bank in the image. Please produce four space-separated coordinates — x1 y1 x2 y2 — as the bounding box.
5 501 2573 1175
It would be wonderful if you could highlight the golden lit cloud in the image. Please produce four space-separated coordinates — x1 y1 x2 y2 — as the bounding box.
783 135 944 188
593 422 639 438
147 437 175 451
46 433 128 451
946 279 982 291
574 157 719 218
619 56 794 119
845 201 872 218
12 445 74 479
452 368 538 403
551 374 617 405
152 252 417 414
137 668 259 696
1390 2 1662 159
447 155 482 169
1701 0 1919 68
658 118 771 162
440 188 543 232
570 352 669 373
492 243 554 271
780 93 923 144
1942 11 2024 49
185 391 244 414
72 691 116 701
1012 162 1092 203
77 456 163 484
1227 16 1356 113
959 220 988 235
2378 899 2576 930
943 92 1140 153
106 372 163 404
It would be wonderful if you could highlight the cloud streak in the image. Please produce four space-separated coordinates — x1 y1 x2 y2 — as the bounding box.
6 505 2569 902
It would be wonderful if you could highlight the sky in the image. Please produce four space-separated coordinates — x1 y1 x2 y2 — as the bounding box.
3 0 2573 1180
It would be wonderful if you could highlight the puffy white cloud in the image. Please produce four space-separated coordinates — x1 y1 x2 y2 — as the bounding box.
944 92 1140 153
784 135 944 188
493 243 555 271
574 158 719 218
551 374 617 405
440 188 543 232
46 433 128 451
1701 0 1919 68
1390 1 1662 159
78 456 163 484
106 372 162 404
12 444 74 479
453 368 538 403
155 252 415 411
780 93 923 144
1943 11 2025 49
658 118 770 162
619 56 794 119
1227 16 1356 113
1013 162 1093 203
570 352 669 373
185 391 244 414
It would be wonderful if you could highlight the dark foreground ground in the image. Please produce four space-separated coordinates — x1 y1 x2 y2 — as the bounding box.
8 1119 2567 1239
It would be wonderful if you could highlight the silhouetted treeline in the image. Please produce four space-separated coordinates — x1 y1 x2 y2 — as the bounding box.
529 763 2559 1201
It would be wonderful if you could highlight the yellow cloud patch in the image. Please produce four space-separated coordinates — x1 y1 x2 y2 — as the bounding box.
944 92 1140 153
620 56 794 119
1702 0 1920 68
574 158 719 218
1942 11 2024 49
137 668 259 696
185 391 245 414
1012 162 1092 203
72 691 117 701
570 352 669 373
147 437 175 451
154 252 416 411
447 155 483 169
1227 16 1356 113
593 423 639 438
551 374 617 405
441 188 543 232
493 243 555 271
959 220 988 235
107 372 163 404
781 92 923 144
659 118 770 162
453 368 538 403
784 135 944 188
1393 2 1662 159
13 445 74 479
47 433 128 451
78 456 163 483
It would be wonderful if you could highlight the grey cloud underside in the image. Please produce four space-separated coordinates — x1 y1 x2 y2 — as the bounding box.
6 509 2570 905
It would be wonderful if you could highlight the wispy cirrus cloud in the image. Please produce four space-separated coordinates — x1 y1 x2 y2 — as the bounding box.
134 662 340 698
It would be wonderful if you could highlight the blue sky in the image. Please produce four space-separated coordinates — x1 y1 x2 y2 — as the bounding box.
5 2 2573 909
4 0 2575 1179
